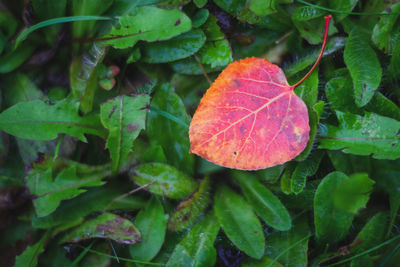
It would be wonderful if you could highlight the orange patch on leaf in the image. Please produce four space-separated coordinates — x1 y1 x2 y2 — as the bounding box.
189 57 309 170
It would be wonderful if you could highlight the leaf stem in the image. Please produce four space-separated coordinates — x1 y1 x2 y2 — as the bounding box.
291 15 331 89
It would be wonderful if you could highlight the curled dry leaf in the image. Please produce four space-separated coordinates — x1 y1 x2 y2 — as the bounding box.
189 15 332 170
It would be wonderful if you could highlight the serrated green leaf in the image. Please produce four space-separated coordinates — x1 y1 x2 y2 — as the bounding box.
100 95 149 173
168 176 212 231
0 99 106 142
104 6 191 49
129 162 198 199
214 184 265 259
234 172 292 231
141 29 206 63
344 29 382 107
129 196 166 261
14 230 52 267
319 111 400 159
26 166 108 217
59 213 141 244
248 0 276 16
166 213 219 267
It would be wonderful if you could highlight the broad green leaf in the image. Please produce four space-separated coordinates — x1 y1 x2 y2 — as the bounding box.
141 29 206 63
234 172 292 231
333 173 375 214
14 230 52 267
344 29 382 107
0 99 106 141
213 0 246 17
70 43 105 114
280 162 296 194
314 172 369 244
166 213 220 267
170 56 220 75
104 6 191 49
350 212 387 254
248 0 276 16
129 197 166 261
328 0 358 21
33 183 145 229
214 184 265 259
319 112 400 160
100 95 149 172
129 163 198 199
59 213 141 244
146 83 194 174
325 76 400 120
292 6 325 21
291 150 323 194
371 3 400 53
168 176 212 231
265 216 310 267
26 166 108 217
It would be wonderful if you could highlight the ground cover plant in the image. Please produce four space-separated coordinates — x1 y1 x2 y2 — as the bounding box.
0 0 400 266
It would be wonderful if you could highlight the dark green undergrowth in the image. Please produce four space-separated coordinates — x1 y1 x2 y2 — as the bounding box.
0 0 400 266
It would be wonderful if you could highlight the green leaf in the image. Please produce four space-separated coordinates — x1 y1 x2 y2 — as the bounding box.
32 0 67 20
292 6 326 21
166 213 220 267
168 176 212 231
214 184 265 259
371 3 400 53
293 14 337 45
291 150 323 194
70 43 105 114
141 29 206 63
72 0 113 39
389 32 400 78
248 0 276 16
265 216 310 267
242 256 284 267
14 230 52 267
104 6 191 49
129 162 198 199
328 0 358 21
350 212 388 254
59 213 141 244
234 172 292 231
314 172 372 244
284 36 346 77
26 166 109 217
199 39 233 68
333 173 375 213
192 9 209 28
319 111 400 160
32 183 146 229
325 76 400 121
0 43 35 73
146 83 194 174
129 196 166 261
0 98 106 141
344 29 382 107
100 95 149 173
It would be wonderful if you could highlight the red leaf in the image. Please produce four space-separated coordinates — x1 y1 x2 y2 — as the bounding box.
189 16 332 170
